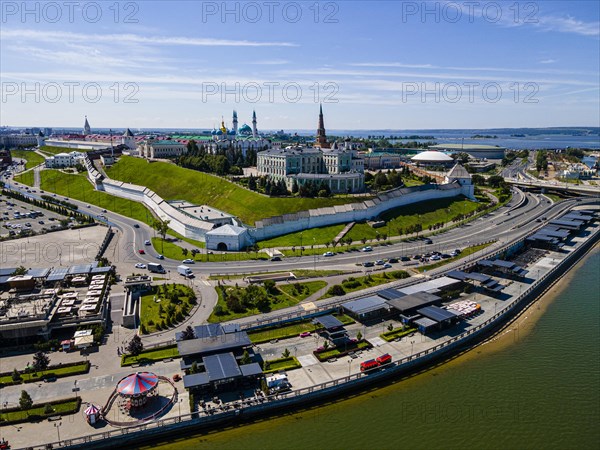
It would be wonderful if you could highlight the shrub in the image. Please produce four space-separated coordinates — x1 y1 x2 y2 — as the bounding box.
327 285 346 296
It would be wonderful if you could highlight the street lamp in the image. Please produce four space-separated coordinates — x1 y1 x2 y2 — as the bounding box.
410 340 415 356
348 359 352 377
54 421 62 443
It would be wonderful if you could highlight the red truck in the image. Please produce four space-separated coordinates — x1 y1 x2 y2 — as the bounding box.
360 354 393 372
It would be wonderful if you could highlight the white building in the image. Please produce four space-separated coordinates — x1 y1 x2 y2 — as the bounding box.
205 224 250 251
137 139 187 159
45 151 86 168
256 144 365 193
0 134 38 148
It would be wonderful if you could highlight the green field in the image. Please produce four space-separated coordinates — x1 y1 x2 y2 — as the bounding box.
209 281 326 323
139 284 196 334
209 269 348 280
321 270 410 299
14 170 34 186
0 398 80 424
121 345 180 366
10 150 45 169
37 170 155 225
106 156 363 225
346 197 480 242
263 356 302 374
258 224 346 248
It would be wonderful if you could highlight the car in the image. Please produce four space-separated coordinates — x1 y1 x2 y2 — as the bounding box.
400 256 410 262
157 254 164 260
383 263 392 269
182 259 194 264
375 260 385 265
363 261 374 267
86 204 91 208
43 375 57 383
388 258 398 263
323 251 334 257
102 209 107 213
133 224 140 228
144 240 151 245
413 255 421 260
270 256 281 261
138 249 145 254
173 374 182 382
299 332 311 338
441 254 451 259
429 255 441 261
135 263 147 269
424 238 433 244
361 246 372 252
454 249 461 254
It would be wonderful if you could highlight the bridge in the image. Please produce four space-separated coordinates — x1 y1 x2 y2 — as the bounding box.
506 178 599 196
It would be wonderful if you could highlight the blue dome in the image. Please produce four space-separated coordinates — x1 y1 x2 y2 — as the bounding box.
211 128 217 135
216 129 223 135
228 130 236 135
239 124 252 134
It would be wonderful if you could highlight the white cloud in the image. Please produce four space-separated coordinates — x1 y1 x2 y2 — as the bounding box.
539 59 558 65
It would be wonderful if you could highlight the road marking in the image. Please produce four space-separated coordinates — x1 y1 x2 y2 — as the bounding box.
202 280 211 286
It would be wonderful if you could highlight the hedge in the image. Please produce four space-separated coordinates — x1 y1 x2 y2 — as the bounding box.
0 397 81 426
0 361 90 387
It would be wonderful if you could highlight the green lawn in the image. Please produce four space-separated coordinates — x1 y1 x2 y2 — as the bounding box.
416 242 494 273
106 156 365 225
258 224 346 248
152 237 267 262
0 398 80 423
10 150 45 169
139 284 196 334
40 145 95 155
0 362 89 385
38 170 155 225
544 193 563 203
121 345 180 366
346 196 480 242
321 270 410 299
166 228 205 248
14 170 34 186
276 281 327 302
263 356 302 374
209 269 348 281
380 327 417 342
316 340 371 361
247 313 355 344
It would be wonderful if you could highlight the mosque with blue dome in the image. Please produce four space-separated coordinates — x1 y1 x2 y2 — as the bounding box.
208 110 270 155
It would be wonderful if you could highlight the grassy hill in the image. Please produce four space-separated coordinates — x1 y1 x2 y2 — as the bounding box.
10 150 45 169
106 156 364 225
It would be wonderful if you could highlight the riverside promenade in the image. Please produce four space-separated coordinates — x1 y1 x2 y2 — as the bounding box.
1 208 598 449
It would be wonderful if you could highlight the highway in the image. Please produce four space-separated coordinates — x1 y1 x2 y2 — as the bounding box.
5 171 597 278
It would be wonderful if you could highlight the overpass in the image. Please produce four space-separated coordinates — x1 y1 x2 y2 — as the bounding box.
506 178 599 196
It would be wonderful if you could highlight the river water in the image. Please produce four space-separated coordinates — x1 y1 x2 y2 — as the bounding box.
145 247 599 450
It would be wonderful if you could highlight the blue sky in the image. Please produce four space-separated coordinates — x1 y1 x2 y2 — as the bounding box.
1 1 599 130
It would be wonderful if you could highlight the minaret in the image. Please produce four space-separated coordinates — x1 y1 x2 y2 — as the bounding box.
252 110 257 138
83 116 91 136
316 104 329 148
232 110 238 135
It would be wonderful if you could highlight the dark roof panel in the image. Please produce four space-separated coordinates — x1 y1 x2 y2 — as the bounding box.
386 292 441 313
417 305 458 322
342 296 388 315
377 288 404 300
204 352 242 382
240 363 263 377
313 315 344 330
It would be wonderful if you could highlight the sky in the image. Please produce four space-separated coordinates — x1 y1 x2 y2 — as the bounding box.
1 1 599 130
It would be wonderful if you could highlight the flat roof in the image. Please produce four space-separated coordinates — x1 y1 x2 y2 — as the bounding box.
177 331 251 357
377 288 404 300
398 276 460 296
313 315 344 330
417 305 459 323
204 352 242 382
342 296 389 315
0 268 17 277
193 323 224 339
46 267 69 282
548 219 582 229
447 270 491 283
414 317 438 329
68 264 92 275
26 268 51 278
537 228 570 238
183 372 209 389
386 292 441 313
240 362 263 377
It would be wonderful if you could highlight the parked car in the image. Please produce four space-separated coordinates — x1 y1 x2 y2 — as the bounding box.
270 256 281 261
375 260 385 265
388 258 398 263
138 249 145 254
400 256 410 262
135 263 147 269
363 261 374 267
424 238 433 244
299 332 311 338
323 251 334 257
383 263 392 269
102 209 107 213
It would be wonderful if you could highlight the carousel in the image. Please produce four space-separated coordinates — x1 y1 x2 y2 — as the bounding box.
116 372 159 408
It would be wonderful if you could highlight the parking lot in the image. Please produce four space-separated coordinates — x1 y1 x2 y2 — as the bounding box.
0 193 71 239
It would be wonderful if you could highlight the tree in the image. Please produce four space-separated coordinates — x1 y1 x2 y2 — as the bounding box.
12 266 27 276
323 340 329 350
126 335 144 356
182 248 189 258
181 325 195 340
248 174 257 191
19 390 33 410
32 351 50 372
153 218 171 253
44 403 54 414
282 348 291 359
12 368 21 383
327 284 346 296
263 279 276 294
190 361 198 374
240 349 251 365
356 331 363 341
387 323 394 331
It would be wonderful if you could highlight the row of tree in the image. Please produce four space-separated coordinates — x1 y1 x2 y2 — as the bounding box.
176 140 260 176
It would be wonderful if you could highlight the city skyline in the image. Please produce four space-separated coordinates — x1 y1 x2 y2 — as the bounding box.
1 1 599 129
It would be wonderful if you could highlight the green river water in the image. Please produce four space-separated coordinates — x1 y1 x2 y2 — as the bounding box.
147 248 599 450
